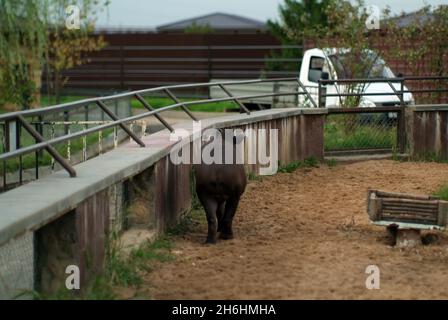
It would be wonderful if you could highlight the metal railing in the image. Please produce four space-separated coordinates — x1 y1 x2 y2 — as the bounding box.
0 78 314 188
318 76 448 155
318 76 448 107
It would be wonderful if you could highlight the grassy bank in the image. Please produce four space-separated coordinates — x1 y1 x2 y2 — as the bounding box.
324 115 396 151
40 95 239 113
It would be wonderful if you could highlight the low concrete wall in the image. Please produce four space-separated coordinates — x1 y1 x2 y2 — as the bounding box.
0 107 326 298
406 105 448 160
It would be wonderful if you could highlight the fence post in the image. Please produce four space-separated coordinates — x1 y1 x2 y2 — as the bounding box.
120 45 125 90
207 45 212 86
15 120 22 184
397 78 406 153
271 82 279 108
318 80 326 108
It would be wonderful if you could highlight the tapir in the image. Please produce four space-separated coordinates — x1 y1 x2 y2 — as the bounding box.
194 128 247 244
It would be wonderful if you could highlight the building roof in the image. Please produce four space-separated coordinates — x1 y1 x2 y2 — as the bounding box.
389 5 447 28
156 12 266 32
390 9 433 28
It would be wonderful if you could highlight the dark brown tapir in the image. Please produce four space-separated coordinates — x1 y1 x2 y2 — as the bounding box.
194 128 247 244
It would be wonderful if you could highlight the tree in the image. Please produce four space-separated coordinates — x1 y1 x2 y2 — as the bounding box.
45 0 109 104
285 0 386 107
294 1 448 105
0 0 47 109
382 5 448 104
0 0 109 110
266 0 332 72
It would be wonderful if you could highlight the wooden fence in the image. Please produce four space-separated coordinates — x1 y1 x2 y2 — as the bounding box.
42 33 301 97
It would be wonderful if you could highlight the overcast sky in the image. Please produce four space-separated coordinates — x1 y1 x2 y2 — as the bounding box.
95 0 448 29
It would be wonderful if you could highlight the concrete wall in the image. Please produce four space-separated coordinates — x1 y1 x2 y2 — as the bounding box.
0 108 326 298
406 106 448 160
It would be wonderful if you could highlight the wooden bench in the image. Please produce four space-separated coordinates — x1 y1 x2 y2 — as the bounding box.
367 189 448 247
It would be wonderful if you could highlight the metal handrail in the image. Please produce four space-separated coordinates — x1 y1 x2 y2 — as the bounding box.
0 77 311 180
0 78 299 121
319 76 448 84
318 75 448 154
318 75 448 107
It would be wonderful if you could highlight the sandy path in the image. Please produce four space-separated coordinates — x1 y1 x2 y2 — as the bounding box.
142 160 448 299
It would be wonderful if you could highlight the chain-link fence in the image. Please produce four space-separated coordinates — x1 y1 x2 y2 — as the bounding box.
0 232 34 299
324 110 399 154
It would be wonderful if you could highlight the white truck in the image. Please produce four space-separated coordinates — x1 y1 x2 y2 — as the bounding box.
210 47 414 110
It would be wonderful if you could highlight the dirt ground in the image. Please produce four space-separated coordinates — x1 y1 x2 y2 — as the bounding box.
142 160 448 299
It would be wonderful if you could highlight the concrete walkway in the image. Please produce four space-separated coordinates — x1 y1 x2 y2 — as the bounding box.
132 109 235 133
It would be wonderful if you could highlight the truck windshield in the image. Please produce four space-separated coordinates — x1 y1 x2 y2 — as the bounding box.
328 53 395 79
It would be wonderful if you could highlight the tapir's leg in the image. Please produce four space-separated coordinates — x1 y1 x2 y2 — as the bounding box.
217 201 225 232
220 195 240 239
197 191 218 244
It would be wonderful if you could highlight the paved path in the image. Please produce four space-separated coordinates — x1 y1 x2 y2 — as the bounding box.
132 109 234 133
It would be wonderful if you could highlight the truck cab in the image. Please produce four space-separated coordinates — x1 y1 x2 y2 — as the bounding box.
210 48 414 110
299 48 414 108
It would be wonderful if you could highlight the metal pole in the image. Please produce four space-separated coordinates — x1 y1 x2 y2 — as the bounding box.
398 79 406 153
318 80 322 108
134 93 174 132
2 122 6 190
218 84 250 115
96 100 146 147
16 115 76 178
34 121 39 180
299 79 318 108
163 88 198 122
16 120 22 184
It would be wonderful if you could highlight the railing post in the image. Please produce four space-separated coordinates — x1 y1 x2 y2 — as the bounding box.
318 80 326 108
134 93 174 132
96 100 146 147
2 121 8 189
297 79 318 108
318 80 321 108
397 78 406 154
163 88 198 121
16 115 77 178
120 45 125 89
273 82 279 108
16 119 22 184
34 120 39 180
218 84 250 115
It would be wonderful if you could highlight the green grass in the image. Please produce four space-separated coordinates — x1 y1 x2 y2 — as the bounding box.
247 171 263 181
130 96 239 113
278 156 319 173
412 151 448 163
41 94 239 112
324 115 396 151
434 184 448 201
32 230 176 300
0 94 239 176
325 158 338 167
4 94 238 113
32 207 206 300
0 127 114 175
